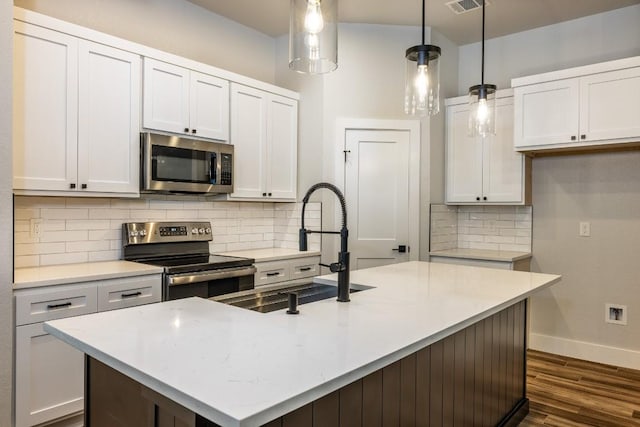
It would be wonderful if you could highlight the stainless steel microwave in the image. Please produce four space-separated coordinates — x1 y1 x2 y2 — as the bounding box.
141 132 233 194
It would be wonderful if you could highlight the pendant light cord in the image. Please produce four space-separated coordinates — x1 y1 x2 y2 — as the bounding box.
481 0 485 85
421 0 425 46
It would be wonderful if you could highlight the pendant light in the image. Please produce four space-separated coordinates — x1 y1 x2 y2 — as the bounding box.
289 0 338 74
468 0 496 137
404 0 441 117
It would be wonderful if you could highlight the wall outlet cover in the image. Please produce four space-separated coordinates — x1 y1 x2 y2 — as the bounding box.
605 303 627 325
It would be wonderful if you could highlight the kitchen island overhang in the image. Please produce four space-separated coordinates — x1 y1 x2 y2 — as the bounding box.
44 261 561 427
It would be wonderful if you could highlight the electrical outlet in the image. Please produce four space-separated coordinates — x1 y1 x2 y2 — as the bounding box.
605 303 627 325
579 221 591 237
29 218 43 239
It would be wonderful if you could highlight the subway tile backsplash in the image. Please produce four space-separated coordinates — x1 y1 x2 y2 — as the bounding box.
14 196 321 268
430 204 532 253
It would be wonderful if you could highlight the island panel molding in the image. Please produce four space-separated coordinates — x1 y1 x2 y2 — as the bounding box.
85 300 527 427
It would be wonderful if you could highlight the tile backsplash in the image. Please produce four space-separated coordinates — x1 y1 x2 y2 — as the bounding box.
430 204 532 253
14 196 321 268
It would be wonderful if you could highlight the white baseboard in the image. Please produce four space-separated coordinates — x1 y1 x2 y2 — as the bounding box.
530 333 640 370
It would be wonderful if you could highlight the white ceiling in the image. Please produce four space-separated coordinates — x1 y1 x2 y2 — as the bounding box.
186 0 640 45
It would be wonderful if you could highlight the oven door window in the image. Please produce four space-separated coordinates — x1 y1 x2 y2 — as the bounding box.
152 145 216 184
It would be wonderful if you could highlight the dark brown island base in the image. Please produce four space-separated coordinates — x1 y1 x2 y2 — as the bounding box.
87 300 527 427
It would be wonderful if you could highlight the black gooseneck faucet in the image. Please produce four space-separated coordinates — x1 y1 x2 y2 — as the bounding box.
299 182 350 302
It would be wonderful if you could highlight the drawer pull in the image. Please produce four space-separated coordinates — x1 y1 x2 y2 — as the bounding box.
121 291 142 298
299 267 312 272
266 272 280 277
47 302 72 310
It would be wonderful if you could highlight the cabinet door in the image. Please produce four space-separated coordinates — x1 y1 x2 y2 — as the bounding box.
482 98 524 203
189 71 229 141
230 83 267 198
267 95 297 200
78 41 141 195
445 103 483 203
580 67 640 142
143 58 190 134
513 79 579 149
13 22 78 191
15 323 84 427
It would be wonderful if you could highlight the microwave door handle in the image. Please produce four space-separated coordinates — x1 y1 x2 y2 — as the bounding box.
209 153 216 184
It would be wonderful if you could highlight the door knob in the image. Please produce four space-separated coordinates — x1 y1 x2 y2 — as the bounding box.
392 245 407 253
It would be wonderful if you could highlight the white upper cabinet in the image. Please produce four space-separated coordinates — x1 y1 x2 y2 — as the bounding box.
78 41 141 194
143 58 229 142
446 93 529 205
229 83 297 201
513 57 640 152
13 22 79 192
142 59 190 135
13 22 141 196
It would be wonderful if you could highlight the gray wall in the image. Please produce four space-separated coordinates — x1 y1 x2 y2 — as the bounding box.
276 23 445 262
14 0 277 84
457 4 640 365
458 4 640 94
0 0 13 422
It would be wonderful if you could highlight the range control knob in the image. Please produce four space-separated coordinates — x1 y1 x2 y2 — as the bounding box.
129 230 139 237
205 227 211 234
198 228 205 235
139 230 147 237
191 228 199 235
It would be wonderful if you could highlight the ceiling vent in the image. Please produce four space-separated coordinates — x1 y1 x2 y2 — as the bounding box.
445 0 490 15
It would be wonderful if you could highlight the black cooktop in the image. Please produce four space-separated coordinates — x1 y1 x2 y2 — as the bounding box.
137 254 254 274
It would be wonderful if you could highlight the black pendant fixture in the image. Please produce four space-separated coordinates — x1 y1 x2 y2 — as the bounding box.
468 0 496 136
404 0 441 117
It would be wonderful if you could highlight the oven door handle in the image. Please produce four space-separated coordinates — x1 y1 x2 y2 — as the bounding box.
167 266 257 286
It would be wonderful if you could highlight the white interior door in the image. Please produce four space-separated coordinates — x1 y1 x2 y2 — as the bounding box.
343 126 419 270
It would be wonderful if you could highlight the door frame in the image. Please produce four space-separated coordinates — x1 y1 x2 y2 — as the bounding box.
334 118 421 262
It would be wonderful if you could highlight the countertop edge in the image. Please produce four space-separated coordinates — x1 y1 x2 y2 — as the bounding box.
218 249 321 263
14 261 164 290
429 249 533 262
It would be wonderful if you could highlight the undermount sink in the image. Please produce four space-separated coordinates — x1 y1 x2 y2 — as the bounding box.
213 282 369 313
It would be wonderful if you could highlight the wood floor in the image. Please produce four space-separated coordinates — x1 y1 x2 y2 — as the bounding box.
521 350 640 426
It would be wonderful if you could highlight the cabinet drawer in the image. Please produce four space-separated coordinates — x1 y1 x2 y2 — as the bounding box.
289 256 320 280
15 283 98 326
97 275 161 312
255 261 290 287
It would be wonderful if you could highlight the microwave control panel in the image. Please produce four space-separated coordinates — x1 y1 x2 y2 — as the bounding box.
220 153 232 186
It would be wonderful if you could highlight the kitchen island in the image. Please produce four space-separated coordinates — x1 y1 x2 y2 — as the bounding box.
44 261 561 427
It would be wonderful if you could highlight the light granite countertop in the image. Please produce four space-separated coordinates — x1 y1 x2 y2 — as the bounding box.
429 248 532 262
218 247 321 262
45 261 561 427
14 261 164 289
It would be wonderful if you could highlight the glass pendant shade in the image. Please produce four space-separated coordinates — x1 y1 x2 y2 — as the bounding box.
468 84 496 137
468 0 497 137
404 45 441 116
289 0 338 74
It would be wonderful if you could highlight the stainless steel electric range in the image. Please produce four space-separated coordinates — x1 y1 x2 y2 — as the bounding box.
122 221 255 301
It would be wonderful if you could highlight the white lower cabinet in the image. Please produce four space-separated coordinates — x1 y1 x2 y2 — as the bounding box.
254 256 320 287
14 275 161 427
15 323 85 427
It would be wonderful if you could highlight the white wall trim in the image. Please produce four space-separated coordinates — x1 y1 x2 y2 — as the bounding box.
530 333 640 370
334 118 421 261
